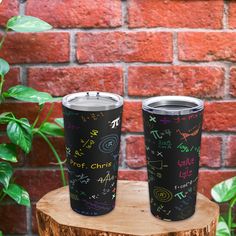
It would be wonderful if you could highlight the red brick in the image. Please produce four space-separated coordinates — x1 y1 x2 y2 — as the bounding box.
200 136 222 168
0 0 19 26
198 170 236 198
0 101 63 125
229 2 236 28
28 66 123 96
122 101 143 133
77 32 172 63
3 67 21 91
126 136 146 168
178 32 236 62
0 32 69 64
15 170 65 202
203 102 236 131
225 136 236 167
118 169 147 181
128 0 223 29
0 204 27 234
27 137 66 167
128 66 224 98
26 0 121 28
230 67 236 97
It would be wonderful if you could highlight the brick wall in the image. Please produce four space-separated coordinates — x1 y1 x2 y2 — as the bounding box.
0 0 236 235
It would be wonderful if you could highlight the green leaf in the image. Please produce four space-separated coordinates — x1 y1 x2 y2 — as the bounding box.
7 119 32 153
0 112 14 124
216 217 231 236
54 118 64 128
211 176 236 203
0 162 13 189
0 230 3 236
7 16 52 32
40 122 64 136
0 58 9 77
3 183 30 206
4 85 53 105
0 143 17 162
232 223 236 228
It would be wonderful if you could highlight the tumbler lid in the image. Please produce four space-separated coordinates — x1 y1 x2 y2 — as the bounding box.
62 91 123 111
142 96 204 115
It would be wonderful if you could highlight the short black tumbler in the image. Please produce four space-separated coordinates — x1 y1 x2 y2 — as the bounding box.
62 91 123 216
142 96 204 221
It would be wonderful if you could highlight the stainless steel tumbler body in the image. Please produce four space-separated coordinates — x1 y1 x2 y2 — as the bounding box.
142 96 204 221
62 91 123 216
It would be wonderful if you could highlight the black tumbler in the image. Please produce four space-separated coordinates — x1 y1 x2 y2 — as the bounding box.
142 96 204 221
62 91 123 216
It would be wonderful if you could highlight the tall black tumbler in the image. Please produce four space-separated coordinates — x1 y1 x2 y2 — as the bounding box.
62 91 123 216
142 96 204 221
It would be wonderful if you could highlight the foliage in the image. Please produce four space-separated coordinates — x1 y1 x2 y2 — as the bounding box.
0 14 66 235
211 176 236 236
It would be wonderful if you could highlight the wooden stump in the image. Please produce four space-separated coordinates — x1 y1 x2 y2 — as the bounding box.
36 180 219 236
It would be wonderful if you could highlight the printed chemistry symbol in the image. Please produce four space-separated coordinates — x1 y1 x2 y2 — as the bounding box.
109 117 120 129
157 151 163 158
174 191 187 200
149 115 156 123
151 130 162 139
66 147 71 156
98 134 119 153
148 169 162 180
112 154 119 160
90 129 98 137
160 117 171 124
81 139 95 149
153 187 173 202
157 204 164 212
69 173 90 186
97 171 115 188
148 160 168 170
80 191 86 196
156 204 171 216
102 188 110 195
76 173 90 184
176 125 201 142
89 194 99 200
74 149 84 158
151 129 171 140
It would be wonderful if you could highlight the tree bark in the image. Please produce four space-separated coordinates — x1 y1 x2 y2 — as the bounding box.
37 180 219 236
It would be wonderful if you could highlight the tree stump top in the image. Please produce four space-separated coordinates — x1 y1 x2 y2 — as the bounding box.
36 180 219 236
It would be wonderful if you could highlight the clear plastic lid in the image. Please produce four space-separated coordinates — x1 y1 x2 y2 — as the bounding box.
62 91 123 111
142 96 204 115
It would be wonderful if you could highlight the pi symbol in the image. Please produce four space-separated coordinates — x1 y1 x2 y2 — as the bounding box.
110 117 120 128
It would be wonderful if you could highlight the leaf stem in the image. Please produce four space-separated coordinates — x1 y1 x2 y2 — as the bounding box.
0 28 8 50
228 196 236 229
35 130 66 186
38 103 54 129
0 74 5 97
32 104 44 128
0 190 6 202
